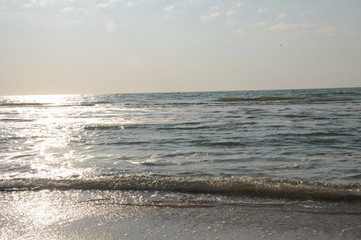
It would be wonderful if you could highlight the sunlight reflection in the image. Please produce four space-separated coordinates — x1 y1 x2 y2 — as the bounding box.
5 191 84 235
6 95 90 179
7 94 75 105
1 93 137 180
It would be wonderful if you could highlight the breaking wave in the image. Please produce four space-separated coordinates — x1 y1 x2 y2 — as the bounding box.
0 102 46 107
217 96 352 104
1 176 360 201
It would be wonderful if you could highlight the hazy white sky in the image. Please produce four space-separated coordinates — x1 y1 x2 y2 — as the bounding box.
1 0 360 95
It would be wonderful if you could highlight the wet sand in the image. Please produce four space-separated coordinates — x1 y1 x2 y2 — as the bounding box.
1 190 360 240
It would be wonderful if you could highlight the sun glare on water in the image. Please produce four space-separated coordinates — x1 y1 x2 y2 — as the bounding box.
8 94 74 105
4 94 92 179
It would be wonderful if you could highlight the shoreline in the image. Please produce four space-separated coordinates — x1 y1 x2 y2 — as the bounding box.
1 190 360 239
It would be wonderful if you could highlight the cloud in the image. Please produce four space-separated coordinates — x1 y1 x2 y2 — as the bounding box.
201 3 240 22
163 4 175 12
62 7 75 12
268 21 313 33
61 7 88 14
200 12 222 22
22 0 48 8
257 9 268 14
227 10 235 17
96 3 111 8
277 12 287 18
199 2 243 25
210 12 221 18
251 20 316 35
96 0 120 8
126 1 136 7
315 27 337 36
233 3 242 8
253 21 267 28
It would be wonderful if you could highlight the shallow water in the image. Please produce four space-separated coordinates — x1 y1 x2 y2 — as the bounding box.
1 190 361 240
1 88 360 200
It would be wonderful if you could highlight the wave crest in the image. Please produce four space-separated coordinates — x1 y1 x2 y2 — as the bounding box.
217 96 352 103
1 176 360 201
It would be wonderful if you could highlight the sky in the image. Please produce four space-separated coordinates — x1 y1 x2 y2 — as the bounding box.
1 0 361 95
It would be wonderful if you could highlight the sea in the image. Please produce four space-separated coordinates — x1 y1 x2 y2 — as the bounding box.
1 87 361 203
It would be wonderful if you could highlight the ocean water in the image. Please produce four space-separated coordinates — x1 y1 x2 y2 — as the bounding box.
1 88 360 201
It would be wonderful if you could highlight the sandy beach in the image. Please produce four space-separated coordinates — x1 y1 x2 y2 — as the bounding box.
1 190 360 240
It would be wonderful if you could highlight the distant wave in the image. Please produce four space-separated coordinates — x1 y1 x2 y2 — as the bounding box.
0 102 97 108
274 132 353 137
0 96 353 108
218 97 291 102
0 118 35 122
84 122 209 131
84 125 125 130
1 176 360 201
0 102 46 107
216 96 352 103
